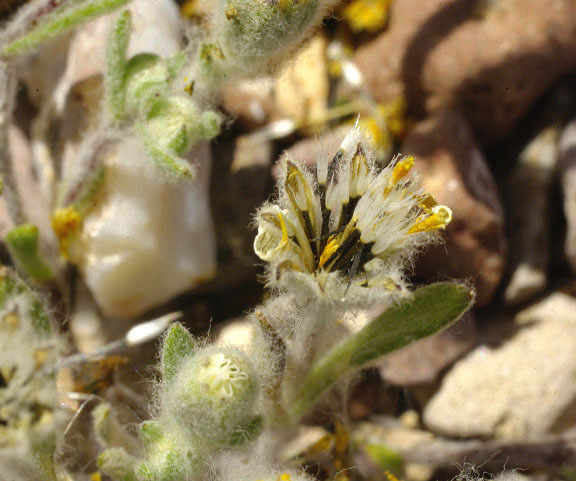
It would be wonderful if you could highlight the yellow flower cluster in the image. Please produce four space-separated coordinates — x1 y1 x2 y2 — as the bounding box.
254 126 451 300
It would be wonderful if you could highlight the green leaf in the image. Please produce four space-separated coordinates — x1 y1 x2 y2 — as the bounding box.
5 224 54 282
364 444 403 477
225 415 264 447
141 140 196 181
288 282 475 419
99 448 137 481
105 9 132 123
161 322 196 383
139 420 164 447
3 0 132 57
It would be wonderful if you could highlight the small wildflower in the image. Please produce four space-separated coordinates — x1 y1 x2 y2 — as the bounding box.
253 126 452 302
342 0 392 33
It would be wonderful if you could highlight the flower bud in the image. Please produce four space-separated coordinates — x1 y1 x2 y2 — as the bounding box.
166 347 258 446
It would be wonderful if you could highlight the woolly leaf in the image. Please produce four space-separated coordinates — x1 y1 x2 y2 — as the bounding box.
161 322 196 383
0 267 51 335
225 415 264 447
106 9 132 123
3 0 131 57
99 448 137 481
289 282 475 419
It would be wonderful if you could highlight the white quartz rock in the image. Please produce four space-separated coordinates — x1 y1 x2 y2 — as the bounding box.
24 0 217 318
75 139 216 319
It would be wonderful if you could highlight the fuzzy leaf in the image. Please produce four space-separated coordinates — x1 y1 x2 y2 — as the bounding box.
99 448 137 481
289 282 475 419
5 224 54 282
105 9 132 122
3 0 131 57
161 322 196 383
225 415 264 447
142 141 196 181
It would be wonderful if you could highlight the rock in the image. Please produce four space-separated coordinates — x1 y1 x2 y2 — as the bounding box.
403 111 507 307
503 127 559 304
222 35 329 129
73 139 216 319
0 126 52 240
354 0 576 144
21 0 218 319
560 118 576 273
377 311 477 386
424 292 576 440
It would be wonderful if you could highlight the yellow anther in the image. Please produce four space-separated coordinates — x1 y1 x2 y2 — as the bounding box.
342 0 391 33
378 97 409 137
318 235 340 268
417 193 438 212
278 0 295 9
385 471 401 481
277 212 289 245
184 80 195 96
278 473 291 481
391 156 414 185
225 7 237 20
408 205 453 234
180 0 200 18
52 206 82 258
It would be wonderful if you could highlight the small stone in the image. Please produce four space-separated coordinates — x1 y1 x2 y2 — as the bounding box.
222 35 329 130
377 311 476 386
560 118 576 273
424 292 576 439
403 111 507 306
503 127 559 304
354 0 576 144
274 35 329 127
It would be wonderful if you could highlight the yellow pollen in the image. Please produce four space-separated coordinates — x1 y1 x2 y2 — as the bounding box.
278 474 291 481
52 206 82 258
385 471 401 481
408 205 453 234
417 193 438 212
391 156 414 185
277 212 289 245
318 235 339 268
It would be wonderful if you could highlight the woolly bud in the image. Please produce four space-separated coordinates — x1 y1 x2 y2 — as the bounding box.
135 423 203 481
197 0 338 88
165 347 259 446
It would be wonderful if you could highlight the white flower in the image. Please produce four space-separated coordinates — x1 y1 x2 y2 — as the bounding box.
253 126 452 304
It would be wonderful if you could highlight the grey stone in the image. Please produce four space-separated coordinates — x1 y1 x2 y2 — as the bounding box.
424 292 576 440
504 127 559 304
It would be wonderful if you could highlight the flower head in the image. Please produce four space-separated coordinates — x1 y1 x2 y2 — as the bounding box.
254 127 452 304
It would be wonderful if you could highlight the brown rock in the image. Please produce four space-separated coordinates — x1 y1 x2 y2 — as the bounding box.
377 310 477 386
503 127 559 304
560 118 576 274
354 0 576 144
0 126 52 239
403 111 507 306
